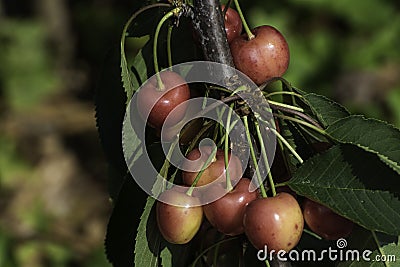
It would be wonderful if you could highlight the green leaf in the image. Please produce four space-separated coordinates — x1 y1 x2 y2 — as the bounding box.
122 38 154 102
122 103 143 170
327 115 400 175
121 50 137 102
288 146 400 235
120 5 170 101
303 93 350 127
338 243 400 267
134 196 161 267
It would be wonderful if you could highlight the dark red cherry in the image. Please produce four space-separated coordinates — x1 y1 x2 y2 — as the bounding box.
203 179 258 235
137 71 190 129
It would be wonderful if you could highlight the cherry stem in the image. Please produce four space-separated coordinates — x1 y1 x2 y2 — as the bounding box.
243 116 267 198
186 121 215 154
167 23 173 69
265 259 271 267
158 138 179 191
270 126 304 164
224 103 235 192
268 100 304 113
268 104 323 129
186 145 218 196
303 229 322 240
277 135 294 178
121 3 171 98
263 91 304 99
233 0 255 40
153 8 181 90
274 182 288 187
273 113 327 137
254 118 276 196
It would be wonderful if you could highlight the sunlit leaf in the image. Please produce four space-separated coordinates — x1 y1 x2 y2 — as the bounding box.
288 146 400 235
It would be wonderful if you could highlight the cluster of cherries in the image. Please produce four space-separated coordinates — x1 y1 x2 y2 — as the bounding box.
135 4 354 255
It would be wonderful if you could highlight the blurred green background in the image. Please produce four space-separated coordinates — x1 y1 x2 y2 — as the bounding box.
0 0 399 266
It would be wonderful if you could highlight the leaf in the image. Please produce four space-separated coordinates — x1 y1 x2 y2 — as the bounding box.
120 4 170 101
338 243 400 267
122 102 143 171
105 176 148 267
134 196 161 267
302 93 350 127
122 38 154 102
95 46 128 199
327 115 400 175
288 145 400 235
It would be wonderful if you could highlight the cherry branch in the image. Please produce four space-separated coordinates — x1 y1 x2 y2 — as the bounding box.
190 0 238 83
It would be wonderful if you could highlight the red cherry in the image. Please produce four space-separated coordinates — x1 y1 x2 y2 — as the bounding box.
221 5 243 43
136 71 190 129
182 146 242 187
230 25 290 85
203 179 258 235
243 193 304 251
303 199 354 240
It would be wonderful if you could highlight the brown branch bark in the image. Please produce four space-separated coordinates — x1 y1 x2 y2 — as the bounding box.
190 0 238 85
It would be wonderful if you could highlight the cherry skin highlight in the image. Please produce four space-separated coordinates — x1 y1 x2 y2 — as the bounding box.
230 25 289 85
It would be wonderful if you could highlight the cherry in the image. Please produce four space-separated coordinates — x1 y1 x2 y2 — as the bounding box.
230 25 290 85
203 179 258 236
136 71 190 129
221 5 242 43
156 188 203 244
302 198 354 240
182 146 242 187
243 193 304 252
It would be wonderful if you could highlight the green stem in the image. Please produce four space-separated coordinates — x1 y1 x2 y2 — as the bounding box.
274 113 327 136
243 116 267 198
267 100 304 112
233 0 254 40
265 259 271 267
224 103 235 191
254 118 276 196
372 231 389 267
269 127 304 164
159 138 179 190
153 8 181 90
216 118 239 148
257 116 304 164
186 121 215 154
186 146 218 196
167 23 173 69
274 182 288 187
120 3 170 98
264 91 304 99
303 228 322 240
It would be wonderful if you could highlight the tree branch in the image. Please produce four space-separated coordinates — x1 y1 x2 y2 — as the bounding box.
190 0 237 84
